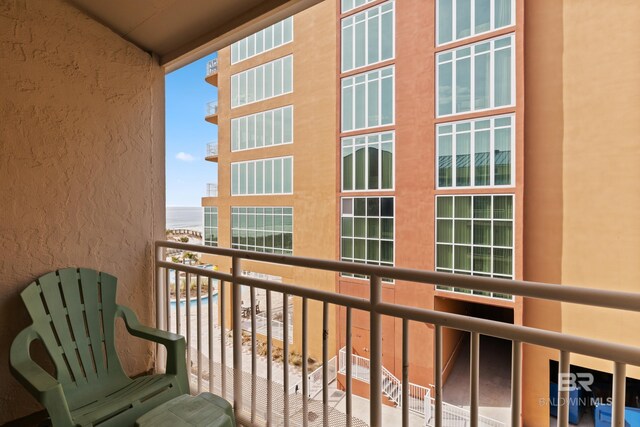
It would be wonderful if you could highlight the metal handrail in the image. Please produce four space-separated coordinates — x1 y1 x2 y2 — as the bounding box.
206 58 218 76
154 241 640 427
206 141 218 157
206 100 218 116
205 183 217 197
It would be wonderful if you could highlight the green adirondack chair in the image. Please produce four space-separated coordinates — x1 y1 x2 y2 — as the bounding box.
10 268 189 426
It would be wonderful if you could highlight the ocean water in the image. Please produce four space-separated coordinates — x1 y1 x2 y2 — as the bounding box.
166 206 203 231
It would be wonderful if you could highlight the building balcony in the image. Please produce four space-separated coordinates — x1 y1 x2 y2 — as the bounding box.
205 141 219 162
205 58 218 86
149 241 640 427
206 183 218 197
205 100 218 124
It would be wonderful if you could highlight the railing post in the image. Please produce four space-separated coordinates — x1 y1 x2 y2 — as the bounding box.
402 319 409 427
370 275 382 427
155 244 166 370
511 340 522 427
435 325 443 427
232 256 243 417
346 307 353 427
612 362 626 427
558 351 570 427
470 332 480 427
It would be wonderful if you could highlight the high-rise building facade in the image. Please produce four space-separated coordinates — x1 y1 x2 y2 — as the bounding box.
203 1 640 425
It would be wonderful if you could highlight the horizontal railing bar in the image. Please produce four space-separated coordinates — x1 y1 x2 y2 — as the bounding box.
157 260 232 282
158 253 640 366
376 302 640 366
156 241 640 313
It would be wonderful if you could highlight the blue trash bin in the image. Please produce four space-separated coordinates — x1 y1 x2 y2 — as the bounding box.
595 404 640 427
550 382 584 425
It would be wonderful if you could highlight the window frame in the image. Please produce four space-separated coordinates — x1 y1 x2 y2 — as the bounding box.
341 130 395 192
434 194 515 300
341 0 396 73
231 105 294 152
231 206 294 254
340 196 395 283
435 33 515 118
435 0 516 47
231 156 294 196
231 17 294 64
231 55 294 108
436 113 515 189
341 65 395 132
203 206 219 247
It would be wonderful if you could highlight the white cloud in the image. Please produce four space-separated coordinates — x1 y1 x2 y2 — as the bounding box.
176 152 195 162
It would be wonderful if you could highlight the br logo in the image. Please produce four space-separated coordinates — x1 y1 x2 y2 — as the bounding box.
558 373 594 392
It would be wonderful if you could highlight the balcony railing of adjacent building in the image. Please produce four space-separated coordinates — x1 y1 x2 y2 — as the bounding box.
206 141 218 158
207 58 218 76
154 241 640 427
206 100 218 117
206 183 218 197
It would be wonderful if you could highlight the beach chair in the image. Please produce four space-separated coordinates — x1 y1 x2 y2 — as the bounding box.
10 268 189 426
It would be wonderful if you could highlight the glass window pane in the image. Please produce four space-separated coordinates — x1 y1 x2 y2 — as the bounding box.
474 129 491 185
437 244 453 268
438 134 453 187
454 220 471 244
493 248 512 275
456 132 471 186
494 44 512 106
355 198 366 216
274 108 283 145
381 73 394 124
239 163 247 195
342 217 353 237
437 0 453 44
265 63 273 98
456 0 471 39
273 158 283 193
494 127 512 185
380 198 393 217
437 197 453 218
355 146 366 190
265 111 273 146
256 162 263 194
342 24 354 72
367 10 379 64
473 196 492 218
495 0 512 28
438 62 452 116
381 241 393 263
283 157 293 193
283 17 293 43
274 59 283 96
473 220 491 245
355 82 366 130
283 56 293 93
493 221 513 247
354 218 366 238
343 146 354 190
454 246 471 270
456 57 471 112
355 21 366 68
493 196 513 219
283 107 293 143
474 52 490 109
454 196 472 218
381 141 393 189
367 79 379 128
437 219 453 243
248 115 255 149
381 218 393 239
367 218 379 238
381 8 393 60
475 0 491 33
368 144 379 189
342 238 353 259
473 247 491 273
265 160 273 193
248 162 255 194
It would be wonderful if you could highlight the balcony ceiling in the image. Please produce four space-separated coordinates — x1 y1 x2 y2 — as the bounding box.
68 0 322 71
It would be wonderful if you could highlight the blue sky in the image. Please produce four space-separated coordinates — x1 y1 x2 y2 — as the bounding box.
165 53 218 207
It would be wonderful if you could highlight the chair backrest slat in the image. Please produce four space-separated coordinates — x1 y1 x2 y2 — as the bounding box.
37 272 88 387
96 272 121 374
58 269 99 384
78 269 108 378
20 283 74 385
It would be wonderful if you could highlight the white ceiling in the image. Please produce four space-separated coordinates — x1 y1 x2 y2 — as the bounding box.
68 0 323 71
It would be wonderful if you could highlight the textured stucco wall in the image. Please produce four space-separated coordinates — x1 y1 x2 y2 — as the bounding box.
0 0 165 421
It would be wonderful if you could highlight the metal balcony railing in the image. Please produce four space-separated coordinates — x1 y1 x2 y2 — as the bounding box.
205 183 218 197
154 241 640 427
206 58 218 76
206 141 218 157
206 100 218 117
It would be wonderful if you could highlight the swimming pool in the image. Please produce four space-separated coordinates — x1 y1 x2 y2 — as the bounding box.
170 292 218 308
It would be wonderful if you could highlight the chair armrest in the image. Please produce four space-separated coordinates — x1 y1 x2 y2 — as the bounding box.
116 305 189 394
10 327 74 426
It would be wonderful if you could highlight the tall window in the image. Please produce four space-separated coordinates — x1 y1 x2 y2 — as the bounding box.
341 0 378 13
231 157 293 196
435 195 513 299
437 0 514 46
342 131 394 191
437 114 514 188
437 34 513 117
341 1 394 72
204 207 218 247
231 17 294 64
232 106 293 151
231 207 293 254
341 197 394 277
342 66 394 132
231 56 293 108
